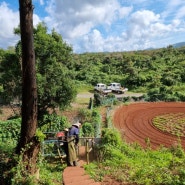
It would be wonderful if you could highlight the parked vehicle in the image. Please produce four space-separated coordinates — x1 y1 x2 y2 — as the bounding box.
94 83 106 91
107 82 128 94
94 83 112 95
94 82 128 94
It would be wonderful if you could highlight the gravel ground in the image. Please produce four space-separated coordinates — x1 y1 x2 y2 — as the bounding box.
77 91 144 99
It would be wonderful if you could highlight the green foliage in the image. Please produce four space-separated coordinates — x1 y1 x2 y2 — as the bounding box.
0 23 77 121
84 163 105 182
8 143 42 185
101 128 122 147
2 37 185 111
93 93 102 107
88 130 185 185
35 129 46 143
77 108 101 137
39 114 70 132
34 26 77 118
176 91 185 101
91 109 102 137
81 122 94 137
78 108 92 123
101 94 118 106
2 42 185 105
39 160 65 185
0 118 21 143
106 115 113 128
73 47 185 101
74 81 93 93
0 51 21 104
93 93 117 107
153 113 185 137
5 151 64 185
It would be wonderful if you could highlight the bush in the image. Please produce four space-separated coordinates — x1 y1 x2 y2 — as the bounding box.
81 122 94 137
39 114 70 132
93 93 101 107
101 128 122 147
78 108 92 123
92 109 101 138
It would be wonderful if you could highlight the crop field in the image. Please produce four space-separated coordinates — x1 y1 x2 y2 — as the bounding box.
113 102 185 149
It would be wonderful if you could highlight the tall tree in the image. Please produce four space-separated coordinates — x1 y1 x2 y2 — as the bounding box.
0 24 77 123
16 0 39 175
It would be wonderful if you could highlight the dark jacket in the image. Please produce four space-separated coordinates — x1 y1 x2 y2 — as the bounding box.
68 126 79 144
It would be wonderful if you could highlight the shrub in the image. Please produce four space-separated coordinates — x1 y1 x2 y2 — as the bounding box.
81 122 94 137
101 128 122 147
39 114 70 132
92 109 101 138
93 93 101 107
78 108 92 123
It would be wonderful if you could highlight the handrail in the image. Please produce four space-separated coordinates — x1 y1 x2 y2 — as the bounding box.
84 138 95 164
41 137 100 165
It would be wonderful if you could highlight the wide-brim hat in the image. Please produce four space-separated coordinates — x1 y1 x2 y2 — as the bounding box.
72 122 81 128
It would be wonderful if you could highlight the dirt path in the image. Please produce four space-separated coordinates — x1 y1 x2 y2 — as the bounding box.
113 102 185 149
62 146 101 185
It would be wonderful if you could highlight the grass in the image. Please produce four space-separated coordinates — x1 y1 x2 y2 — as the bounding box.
73 83 94 106
85 129 185 185
2 92 184 184
76 83 93 93
2 111 185 185
0 138 66 185
75 98 90 106
39 158 66 185
75 92 93 105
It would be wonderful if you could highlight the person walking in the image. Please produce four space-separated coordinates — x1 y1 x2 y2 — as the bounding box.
67 122 81 166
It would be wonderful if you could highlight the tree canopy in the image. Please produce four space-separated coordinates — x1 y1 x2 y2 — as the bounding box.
1 26 185 108
0 23 77 121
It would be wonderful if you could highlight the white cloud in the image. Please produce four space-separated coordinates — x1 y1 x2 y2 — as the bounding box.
1 0 185 53
162 0 185 20
167 0 184 8
0 2 19 48
124 10 161 41
175 6 185 19
82 29 105 52
33 14 41 27
48 0 184 53
0 2 41 49
38 0 44 6
71 4 185 53
45 0 132 39
129 10 160 27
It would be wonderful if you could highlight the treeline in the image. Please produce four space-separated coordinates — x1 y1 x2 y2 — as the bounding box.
1 23 185 105
71 46 185 101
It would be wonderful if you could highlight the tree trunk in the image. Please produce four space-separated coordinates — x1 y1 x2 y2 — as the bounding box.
16 0 39 175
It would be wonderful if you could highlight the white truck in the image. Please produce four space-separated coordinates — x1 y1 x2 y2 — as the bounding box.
107 82 128 94
94 83 112 95
94 82 128 94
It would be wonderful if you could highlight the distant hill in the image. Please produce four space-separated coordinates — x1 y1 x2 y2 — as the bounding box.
172 42 185 48
146 42 185 51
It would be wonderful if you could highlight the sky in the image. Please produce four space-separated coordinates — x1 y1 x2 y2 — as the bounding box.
0 0 185 53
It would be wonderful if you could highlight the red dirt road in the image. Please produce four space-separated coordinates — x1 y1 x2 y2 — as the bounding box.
113 102 185 149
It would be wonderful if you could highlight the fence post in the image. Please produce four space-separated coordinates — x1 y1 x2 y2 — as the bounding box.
86 139 89 164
